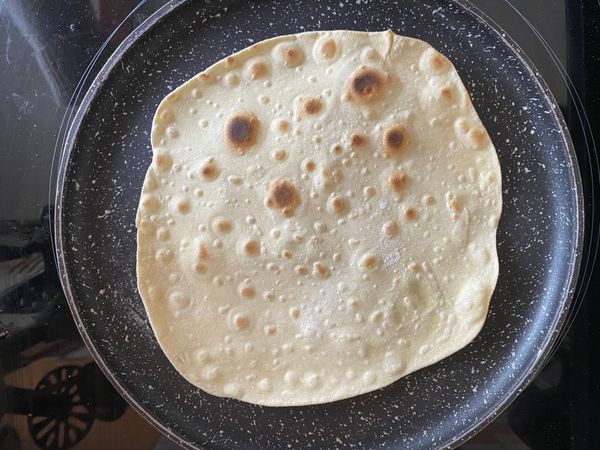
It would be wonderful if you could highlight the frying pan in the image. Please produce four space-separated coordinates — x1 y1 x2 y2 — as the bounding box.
54 0 583 448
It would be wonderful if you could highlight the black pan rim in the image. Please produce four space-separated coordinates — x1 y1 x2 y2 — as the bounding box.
53 1 584 448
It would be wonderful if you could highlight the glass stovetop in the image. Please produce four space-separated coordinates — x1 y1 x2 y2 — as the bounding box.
1 1 598 449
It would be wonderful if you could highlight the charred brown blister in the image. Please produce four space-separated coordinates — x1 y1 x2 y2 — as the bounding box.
266 179 300 216
346 66 388 105
382 124 410 157
224 112 260 154
299 97 324 119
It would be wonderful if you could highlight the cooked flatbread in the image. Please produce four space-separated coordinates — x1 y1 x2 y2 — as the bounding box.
136 30 502 406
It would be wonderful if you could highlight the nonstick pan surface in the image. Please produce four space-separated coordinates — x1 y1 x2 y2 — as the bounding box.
55 0 583 448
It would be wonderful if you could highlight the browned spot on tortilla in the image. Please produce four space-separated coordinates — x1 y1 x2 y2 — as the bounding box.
247 60 269 79
243 239 259 256
319 39 337 59
213 217 232 233
361 254 379 270
469 128 487 149
404 207 417 220
141 196 159 211
329 195 348 215
275 119 290 133
382 124 410 157
239 285 256 298
440 87 453 101
349 133 367 148
427 52 448 72
330 143 343 156
273 185 294 206
295 265 308 276
456 119 470 134
346 66 388 105
266 179 300 216
275 43 305 67
302 159 316 172
312 261 330 278
388 171 407 193
199 158 219 181
176 199 190 214
233 314 250 331
198 243 210 260
300 97 323 118
224 112 259 153
197 71 213 83
272 149 286 161
154 153 173 171
449 198 462 212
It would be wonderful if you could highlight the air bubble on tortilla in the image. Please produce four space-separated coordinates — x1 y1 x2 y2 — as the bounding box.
246 59 270 79
312 261 330 278
242 238 260 256
419 48 450 73
314 36 339 62
153 152 173 171
172 197 190 214
327 194 348 215
198 157 219 181
196 71 214 84
272 149 287 160
211 216 232 234
159 109 175 123
273 42 305 68
224 73 240 87
140 195 160 211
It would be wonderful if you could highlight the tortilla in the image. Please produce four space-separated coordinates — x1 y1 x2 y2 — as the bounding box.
136 30 502 406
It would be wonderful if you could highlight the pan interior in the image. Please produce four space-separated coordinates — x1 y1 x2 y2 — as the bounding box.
57 1 581 449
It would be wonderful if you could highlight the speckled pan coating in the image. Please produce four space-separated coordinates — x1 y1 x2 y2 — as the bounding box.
55 0 582 449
